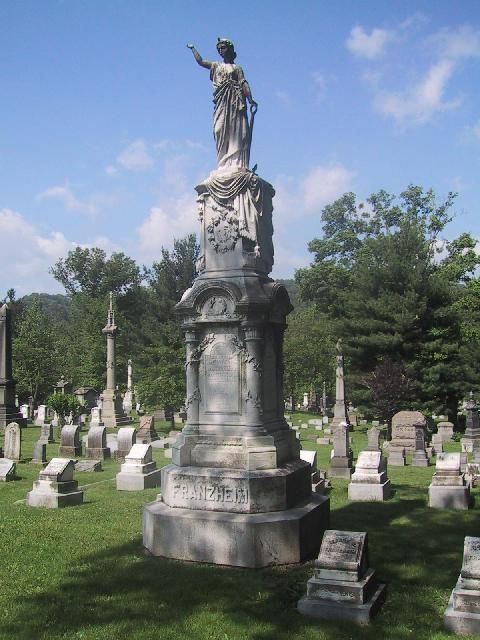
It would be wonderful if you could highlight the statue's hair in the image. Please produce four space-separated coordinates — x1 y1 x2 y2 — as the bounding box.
217 37 237 60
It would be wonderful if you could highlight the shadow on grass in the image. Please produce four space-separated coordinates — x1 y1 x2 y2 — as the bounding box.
4 492 477 640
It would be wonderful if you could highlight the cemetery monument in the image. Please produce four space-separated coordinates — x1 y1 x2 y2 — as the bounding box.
330 339 350 431
428 452 470 510
0 304 25 432
27 458 84 508
100 293 131 428
444 536 480 634
143 38 330 567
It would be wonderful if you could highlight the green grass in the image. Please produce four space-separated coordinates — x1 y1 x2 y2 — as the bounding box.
0 416 478 639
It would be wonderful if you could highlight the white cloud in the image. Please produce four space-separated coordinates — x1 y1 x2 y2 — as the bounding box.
116 139 154 171
375 58 461 125
367 25 480 126
346 25 393 59
37 185 97 216
302 165 356 212
0 209 78 295
136 194 197 261
275 90 291 107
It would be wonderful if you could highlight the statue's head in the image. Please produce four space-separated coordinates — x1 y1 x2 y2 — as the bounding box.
217 37 236 62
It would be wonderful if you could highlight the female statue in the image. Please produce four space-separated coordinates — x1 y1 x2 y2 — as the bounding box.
187 39 257 171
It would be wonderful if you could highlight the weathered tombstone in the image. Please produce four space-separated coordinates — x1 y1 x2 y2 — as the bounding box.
300 449 325 494
348 450 391 501
330 340 351 431
114 426 137 462
85 425 110 459
31 440 47 464
40 422 54 443
388 445 406 466
0 304 26 432
432 433 444 454
116 443 161 490
298 530 386 624
461 397 480 453
429 453 470 510
0 458 16 481
34 405 47 427
390 410 426 452
75 459 102 472
137 415 158 444
444 536 480 634
59 424 82 457
20 404 30 420
90 406 104 427
4 422 21 460
366 426 381 451
328 422 353 478
26 458 84 508
437 421 454 442
412 425 429 467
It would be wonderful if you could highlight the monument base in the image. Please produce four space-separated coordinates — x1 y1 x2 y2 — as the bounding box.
86 447 110 460
26 480 84 508
348 481 392 502
444 589 480 635
143 493 330 568
297 582 386 626
428 485 470 510
117 468 161 491
59 446 82 457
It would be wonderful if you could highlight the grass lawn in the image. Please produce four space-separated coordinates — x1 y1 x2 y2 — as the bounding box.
0 415 478 640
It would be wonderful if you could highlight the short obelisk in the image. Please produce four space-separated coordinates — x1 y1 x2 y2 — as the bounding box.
0 304 25 432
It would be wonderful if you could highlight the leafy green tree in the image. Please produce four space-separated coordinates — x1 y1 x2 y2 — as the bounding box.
296 186 479 420
136 344 185 412
283 307 335 409
13 297 61 403
46 393 82 426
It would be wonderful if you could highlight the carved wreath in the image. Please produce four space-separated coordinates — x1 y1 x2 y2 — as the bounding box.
206 205 239 253
230 336 262 373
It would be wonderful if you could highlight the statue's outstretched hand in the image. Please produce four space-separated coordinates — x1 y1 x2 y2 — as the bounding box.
186 43 194 49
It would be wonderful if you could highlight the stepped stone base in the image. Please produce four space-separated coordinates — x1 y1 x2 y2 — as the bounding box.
27 480 84 508
428 485 470 510
348 481 391 502
117 469 161 491
444 590 480 635
143 493 330 568
298 582 386 626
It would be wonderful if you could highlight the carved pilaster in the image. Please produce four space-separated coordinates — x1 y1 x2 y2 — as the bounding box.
242 325 264 426
184 328 201 429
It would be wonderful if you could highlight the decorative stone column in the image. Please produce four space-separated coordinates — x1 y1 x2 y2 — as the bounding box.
330 339 350 431
123 359 135 414
0 304 25 432
184 326 201 431
100 293 131 428
243 324 263 427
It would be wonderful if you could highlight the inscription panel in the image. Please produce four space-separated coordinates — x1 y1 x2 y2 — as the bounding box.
462 537 480 580
203 339 240 414
166 476 250 512
317 530 367 574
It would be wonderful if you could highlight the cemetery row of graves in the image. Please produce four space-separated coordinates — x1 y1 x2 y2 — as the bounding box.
1 410 479 639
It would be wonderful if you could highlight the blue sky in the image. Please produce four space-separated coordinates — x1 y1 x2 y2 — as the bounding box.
1 0 480 296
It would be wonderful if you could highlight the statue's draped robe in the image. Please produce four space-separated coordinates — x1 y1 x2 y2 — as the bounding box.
210 62 250 170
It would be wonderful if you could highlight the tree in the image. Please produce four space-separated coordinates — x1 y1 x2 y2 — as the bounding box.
362 357 416 424
296 185 479 419
13 297 61 403
46 393 82 426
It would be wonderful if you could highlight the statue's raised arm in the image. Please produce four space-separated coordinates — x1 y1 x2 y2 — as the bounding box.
187 38 257 172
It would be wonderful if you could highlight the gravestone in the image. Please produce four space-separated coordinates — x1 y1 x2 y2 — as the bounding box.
348 450 391 501
330 340 351 431
90 406 104 427
412 425 429 467
114 427 137 463
328 422 353 479
366 427 381 451
0 304 25 431
298 530 386 624
20 404 30 420
75 459 102 472
59 424 82 457
4 422 21 460
432 433 443 454
137 415 158 444
388 445 406 466
85 425 110 459
0 458 16 481
300 449 325 494
116 443 161 490
31 440 47 464
444 536 480 634
34 405 47 426
390 410 426 452
461 398 480 453
26 458 84 508
40 422 54 443
437 421 454 442
429 453 470 510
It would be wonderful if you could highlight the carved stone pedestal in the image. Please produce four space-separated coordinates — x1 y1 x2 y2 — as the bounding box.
142 169 329 567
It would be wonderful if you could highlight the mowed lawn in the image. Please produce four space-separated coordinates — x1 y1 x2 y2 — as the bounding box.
0 416 478 640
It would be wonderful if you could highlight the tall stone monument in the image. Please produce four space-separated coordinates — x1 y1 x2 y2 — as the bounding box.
330 340 350 431
143 38 329 568
122 359 135 414
461 395 480 454
100 294 131 428
0 304 25 432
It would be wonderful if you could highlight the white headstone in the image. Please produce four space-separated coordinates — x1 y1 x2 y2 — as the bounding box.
125 443 151 465
0 458 16 481
40 458 74 482
4 422 21 460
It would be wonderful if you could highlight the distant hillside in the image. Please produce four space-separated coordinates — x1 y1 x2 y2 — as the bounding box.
20 293 71 323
